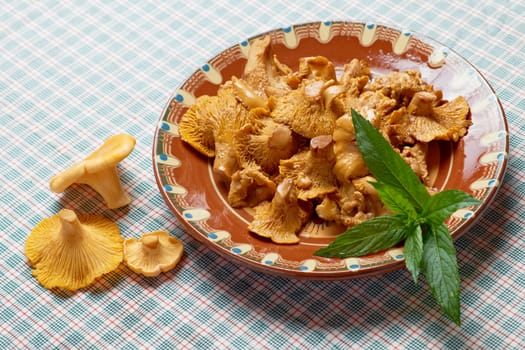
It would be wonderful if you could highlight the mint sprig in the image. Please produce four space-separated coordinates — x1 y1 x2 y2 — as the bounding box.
314 109 481 325
314 214 409 258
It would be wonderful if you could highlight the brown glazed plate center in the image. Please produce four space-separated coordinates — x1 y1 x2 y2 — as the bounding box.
152 21 509 280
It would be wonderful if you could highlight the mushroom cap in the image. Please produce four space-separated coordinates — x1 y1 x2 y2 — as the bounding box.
234 107 298 174
341 90 397 128
24 209 123 291
242 35 273 94
178 95 219 157
242 35 293 97
390 95 471 143
364 70 434 104
179 83 251 179
295 56 337 82
49 133 136 193
228 162 276 208
270 79 339 138
84 134 136 172
339 58 371 85
248 178 306 244
123 231 184 277
279 135 338 201
410 95 471 142
210 83 251 179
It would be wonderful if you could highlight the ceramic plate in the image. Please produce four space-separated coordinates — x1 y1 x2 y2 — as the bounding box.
152 21 508 280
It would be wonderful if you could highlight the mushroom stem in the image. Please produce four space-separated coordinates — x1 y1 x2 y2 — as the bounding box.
58 209 84 238
232 77 268 109
407 91 437 117
78 167 130 209
310 135 334 159
142 234 159 249
213 142 239 181
268 125 292 149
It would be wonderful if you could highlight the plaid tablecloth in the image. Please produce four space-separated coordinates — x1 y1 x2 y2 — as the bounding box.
1 0 524 349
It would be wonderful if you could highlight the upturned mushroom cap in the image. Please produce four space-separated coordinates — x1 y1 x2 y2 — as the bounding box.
364 70 435 104
389 93 471 143
338 58 371 86
234 107 298 175
279 135 338 201
242 35 273 94
294 56 337 82
248 178 308 244
24 209 123 291
123 231 184 277
270 78 341 138
210 83 251 180
242 35 293 97
178 95 219 157
409 94 471 142
49 134 136 209
228 162 276 208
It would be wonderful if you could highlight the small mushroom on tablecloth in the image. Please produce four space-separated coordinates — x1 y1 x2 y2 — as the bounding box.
49 134 136 209
123 231 184 277
24 209 123 291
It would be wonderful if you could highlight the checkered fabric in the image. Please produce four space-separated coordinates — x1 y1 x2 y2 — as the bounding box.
1 0 524 349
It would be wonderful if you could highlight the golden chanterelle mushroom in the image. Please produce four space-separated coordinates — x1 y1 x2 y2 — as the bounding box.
123 231 184 277
49 134 136 209
24 209 123 291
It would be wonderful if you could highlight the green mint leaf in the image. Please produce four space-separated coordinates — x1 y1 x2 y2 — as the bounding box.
404 225 423 284
423 189 482 225
421 222 461 326
351 109 430 211
371 181 418 218
314 214 409 258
